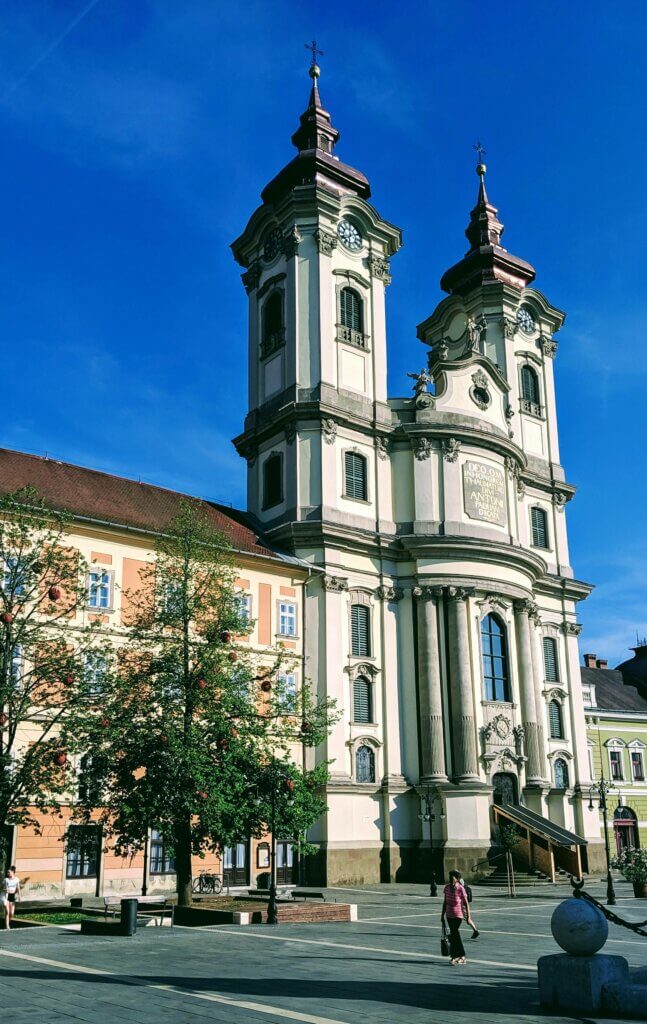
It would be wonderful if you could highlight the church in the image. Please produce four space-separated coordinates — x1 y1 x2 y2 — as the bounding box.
231 59 606 883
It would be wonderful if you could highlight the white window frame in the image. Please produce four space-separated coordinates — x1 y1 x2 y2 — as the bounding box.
278 671 298 711
587 743 595 781
530 505 550 550
236 591 253 625
84 652 108 696
277 600 298 638
606 739 625 781
87 568 114 611
629 741 646 782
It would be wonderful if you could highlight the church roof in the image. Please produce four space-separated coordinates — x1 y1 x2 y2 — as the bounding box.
0 447 287 563
581 666 647 714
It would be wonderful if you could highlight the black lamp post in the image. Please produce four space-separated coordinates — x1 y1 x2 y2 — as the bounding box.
588 775 618 905
258 763 295 926
418 787 445 897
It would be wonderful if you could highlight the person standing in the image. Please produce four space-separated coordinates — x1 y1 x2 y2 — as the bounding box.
441 869 473 964
4 867 21 927
457 871 479 939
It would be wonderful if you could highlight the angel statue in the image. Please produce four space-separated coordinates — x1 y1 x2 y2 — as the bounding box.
407 368 432 399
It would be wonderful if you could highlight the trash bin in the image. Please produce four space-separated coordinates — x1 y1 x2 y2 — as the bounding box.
120 898 138 936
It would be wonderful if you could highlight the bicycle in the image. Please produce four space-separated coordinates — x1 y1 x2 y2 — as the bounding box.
192 872 223 895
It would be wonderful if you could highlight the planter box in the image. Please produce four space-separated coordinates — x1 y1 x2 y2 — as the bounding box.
174 902 357 927
632 882 647 898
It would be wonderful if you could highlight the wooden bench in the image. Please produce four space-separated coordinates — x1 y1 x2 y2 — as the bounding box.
292 889 326 902
103 894 172 926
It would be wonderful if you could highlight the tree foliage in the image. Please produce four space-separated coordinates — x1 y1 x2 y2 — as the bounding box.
66 501 335 905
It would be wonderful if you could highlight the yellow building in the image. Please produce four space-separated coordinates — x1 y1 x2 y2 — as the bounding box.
0 447 308 898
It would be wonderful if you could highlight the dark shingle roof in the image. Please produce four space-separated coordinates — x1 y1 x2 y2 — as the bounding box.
581 666 647 714
0 447 280 561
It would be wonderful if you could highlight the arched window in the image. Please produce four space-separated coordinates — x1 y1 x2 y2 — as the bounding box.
531 506 548 548
344 451 367 501
548 699 564 739
543 637 560 682
261 291 284 358
553 757 569 789
521 365 540 406
481 613 510 702
340 288 363 333
353 675 372 723
356 744 375 783
350 604 371 657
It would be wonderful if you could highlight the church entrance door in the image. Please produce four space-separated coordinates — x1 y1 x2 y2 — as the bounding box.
492 772 518 806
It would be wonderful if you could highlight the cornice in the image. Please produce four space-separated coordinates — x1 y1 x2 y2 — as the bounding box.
399 533 547 581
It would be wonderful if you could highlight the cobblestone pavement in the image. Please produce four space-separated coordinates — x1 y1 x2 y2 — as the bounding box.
1 880 644 1023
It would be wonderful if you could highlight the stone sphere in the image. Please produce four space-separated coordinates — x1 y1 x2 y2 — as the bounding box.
551 898 608 956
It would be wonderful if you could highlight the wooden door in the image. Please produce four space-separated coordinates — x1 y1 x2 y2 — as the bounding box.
276 841 295 884
223 842 248 886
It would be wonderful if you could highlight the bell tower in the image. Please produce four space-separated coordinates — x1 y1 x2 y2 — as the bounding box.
231 58 402 537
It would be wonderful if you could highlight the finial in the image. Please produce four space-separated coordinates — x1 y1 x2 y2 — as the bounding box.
305 39 324 78
473 139 487 178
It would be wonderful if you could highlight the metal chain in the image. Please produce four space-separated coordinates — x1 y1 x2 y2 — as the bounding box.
571 877 647 937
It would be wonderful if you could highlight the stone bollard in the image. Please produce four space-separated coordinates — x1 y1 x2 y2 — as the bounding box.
537 898 628 1015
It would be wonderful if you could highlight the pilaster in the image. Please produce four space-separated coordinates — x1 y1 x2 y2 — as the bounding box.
446 587 480 781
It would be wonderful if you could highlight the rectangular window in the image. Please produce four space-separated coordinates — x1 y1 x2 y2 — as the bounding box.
9 645 22 688
2 557 27 596
84 653 108 696
353 676 372 722
344 451 368 501
609 749 624 780
279 672 297 711
87 570 112 610
66 825 99 879
351 604 371 657
543 637 560 682
588 746 595 780
236 592 252 624
163 580 183 617
278 602 297 637
531 507 548 548
262 454 283 510
150 829 175 874
631 751 644 781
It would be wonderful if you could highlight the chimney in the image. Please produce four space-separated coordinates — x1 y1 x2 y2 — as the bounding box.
597 658 608 670
583 653 598 669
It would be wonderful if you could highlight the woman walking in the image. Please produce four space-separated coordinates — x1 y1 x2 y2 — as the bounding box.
3 868 21 928
441 869 474 964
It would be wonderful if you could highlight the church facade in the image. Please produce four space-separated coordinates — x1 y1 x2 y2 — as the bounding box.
232 62 605 883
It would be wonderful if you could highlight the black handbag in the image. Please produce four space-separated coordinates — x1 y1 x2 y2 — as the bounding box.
440 921 450 957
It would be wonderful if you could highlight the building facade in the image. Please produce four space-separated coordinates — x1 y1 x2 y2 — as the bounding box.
583 647 647 855
232 63 605 882
0 450 307 897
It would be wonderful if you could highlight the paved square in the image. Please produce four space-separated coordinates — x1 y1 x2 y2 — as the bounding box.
1 881 644 1023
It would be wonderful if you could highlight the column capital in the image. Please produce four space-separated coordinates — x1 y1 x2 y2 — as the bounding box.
375 584 403 602
412 584 445 602
322 575 348 593
446 586 475 603
561 621 583 637
513 598 538 617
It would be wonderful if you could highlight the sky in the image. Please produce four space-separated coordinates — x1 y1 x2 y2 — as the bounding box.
0 0 645 666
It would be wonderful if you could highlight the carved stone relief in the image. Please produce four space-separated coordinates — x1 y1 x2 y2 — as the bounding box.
413 437 432 461
375 436 390 460
441 438 461 463
314 229 338 256
322 575 349 593
321 419 337 444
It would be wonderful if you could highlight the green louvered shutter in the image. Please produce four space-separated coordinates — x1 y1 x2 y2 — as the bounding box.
353 676 372 723
548 699 563 738
340 288 362 332
345 451 367 500
543 637 560 682
531 507 548 548
351 604 371 657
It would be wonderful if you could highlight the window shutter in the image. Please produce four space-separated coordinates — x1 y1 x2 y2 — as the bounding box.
522 366 540 404
345 452 367 500
543 637 559 682
340 288 362 332
548 700 563 739
353 676 372 723
351 605 371 657
531 507 548 548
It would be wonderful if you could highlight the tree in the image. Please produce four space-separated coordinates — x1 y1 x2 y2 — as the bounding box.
0 487 107 878
67 501 334 906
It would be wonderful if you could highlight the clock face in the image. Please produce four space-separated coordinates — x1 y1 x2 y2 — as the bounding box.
263 227 283 261
337 219 362 251
516 305 535 335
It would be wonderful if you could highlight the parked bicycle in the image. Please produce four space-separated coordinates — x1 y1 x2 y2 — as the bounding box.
192 872 223 895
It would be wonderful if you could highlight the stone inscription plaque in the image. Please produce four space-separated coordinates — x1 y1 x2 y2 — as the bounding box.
462 460 507 526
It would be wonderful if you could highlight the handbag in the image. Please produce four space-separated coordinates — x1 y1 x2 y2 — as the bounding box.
440 920 450 957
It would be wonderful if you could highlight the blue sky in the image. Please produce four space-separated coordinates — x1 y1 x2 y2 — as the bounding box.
1 1 645 665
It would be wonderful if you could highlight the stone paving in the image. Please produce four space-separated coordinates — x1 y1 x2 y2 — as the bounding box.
0 879 645 1023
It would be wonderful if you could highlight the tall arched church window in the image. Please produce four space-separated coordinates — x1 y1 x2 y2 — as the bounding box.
356 744 375 784
353 675 372 724
340 288 363 333
261 291 284 358
521 365 541 415
350 604 371 657
481 613 510 702
543 637 560 682
553 757 569 789
548 699 564 739
531 507 548 549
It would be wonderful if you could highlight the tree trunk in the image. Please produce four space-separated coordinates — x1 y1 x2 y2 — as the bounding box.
174 818 193 907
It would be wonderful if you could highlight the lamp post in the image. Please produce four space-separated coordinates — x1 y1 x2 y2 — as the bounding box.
258 762 295 926
588 775 618 905
418 787 445 897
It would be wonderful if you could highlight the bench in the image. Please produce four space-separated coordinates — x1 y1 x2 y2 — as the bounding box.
103 895 172 926
292 889 326 902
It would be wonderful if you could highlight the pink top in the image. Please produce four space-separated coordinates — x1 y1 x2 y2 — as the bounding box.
443 882 468 918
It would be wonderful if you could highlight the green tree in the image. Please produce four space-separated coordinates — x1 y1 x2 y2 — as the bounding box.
0 487 107 878
67 501 334 906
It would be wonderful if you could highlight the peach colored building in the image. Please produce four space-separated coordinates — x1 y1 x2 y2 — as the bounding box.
0 448 308 898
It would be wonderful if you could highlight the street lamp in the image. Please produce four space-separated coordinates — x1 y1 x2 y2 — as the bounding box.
257 763 295 926
418 787 445 897
588 775 618 905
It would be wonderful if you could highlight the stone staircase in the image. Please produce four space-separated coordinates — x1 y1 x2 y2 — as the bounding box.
478 863 575 887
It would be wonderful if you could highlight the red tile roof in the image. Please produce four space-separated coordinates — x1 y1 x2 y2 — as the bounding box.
0 447 279 561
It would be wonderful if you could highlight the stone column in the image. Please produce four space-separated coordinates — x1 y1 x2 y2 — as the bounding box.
447 587 479 781
413 585 447 781
529 610 548 782
514 599 543 784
